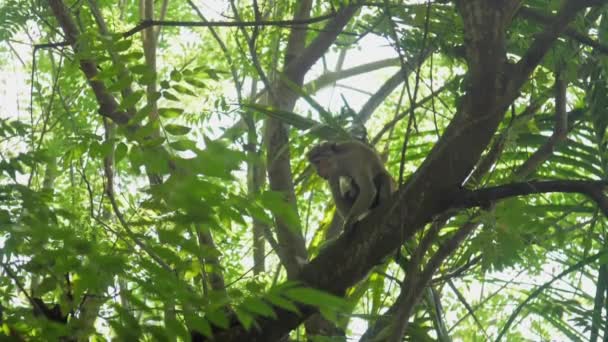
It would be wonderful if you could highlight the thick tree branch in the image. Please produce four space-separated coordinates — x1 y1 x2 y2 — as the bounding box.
283 4 360 86
362 96 548 340
459 180 608 216
221 4 361 142
87 0 136 117
518 6 608 54
263 0 314 280
507 0 608 103
47 0 131 125
260 3 361 280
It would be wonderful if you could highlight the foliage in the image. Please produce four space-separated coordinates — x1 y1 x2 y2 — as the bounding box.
0 0 608 341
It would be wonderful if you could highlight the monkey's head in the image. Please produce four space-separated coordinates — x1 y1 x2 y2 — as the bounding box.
307 142 339 179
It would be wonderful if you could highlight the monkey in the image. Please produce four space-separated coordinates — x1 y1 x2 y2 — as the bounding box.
32 297 68 323
307 140 396 230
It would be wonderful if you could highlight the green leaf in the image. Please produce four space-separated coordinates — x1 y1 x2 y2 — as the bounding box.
133 120 159 142
141 136 165 148
278 74 336 125
163 91 180 101
139 70 156 85
184 77 206 89
206 309 229 329
170 70 182 82
115 142 128 163
240 297 276 318
130 104 153 124
233 307 255 331
122 51 144 60
284 287 347 311
165 124 191 136
129 64 151 75
36 277 56 295
108 75 133 92
114 39 132 52
265 293 299 314
169 139 196 151
185 315 212 338
120 90 144 110
173 84 196 96
159 107 184 118
244 103 350 140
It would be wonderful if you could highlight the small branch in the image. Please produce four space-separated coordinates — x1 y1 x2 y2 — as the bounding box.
458 180 608 216
1 264 41 314
186 0 243 102
100 124 172 272
447 280 490 339
106 188 172 272
468 94 549 186
303 57 399 93
432 255 481 284
509 0 607 98
357 48 432 124
590 264 607 342
371 78 457 144
517 6 608 55
495 248 608 342
123 14 338 37
514 74 568 178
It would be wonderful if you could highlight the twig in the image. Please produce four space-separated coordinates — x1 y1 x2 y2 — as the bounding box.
495 248 608 342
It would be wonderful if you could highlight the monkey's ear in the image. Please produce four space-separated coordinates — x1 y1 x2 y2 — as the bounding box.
306 145 319 160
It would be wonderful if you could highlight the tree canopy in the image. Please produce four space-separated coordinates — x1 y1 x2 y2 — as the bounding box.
1 0 608 341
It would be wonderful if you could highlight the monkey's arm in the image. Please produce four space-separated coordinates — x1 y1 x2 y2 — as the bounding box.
344 173 376 227
328 175 354 217
375 172 396 205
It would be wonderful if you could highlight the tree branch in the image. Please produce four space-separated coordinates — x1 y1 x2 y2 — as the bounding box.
262 0 314 280
508 0 608 102
517 5 608 55
514 73 568 178
495 248 608 342
357 49 432 124
303 57 399 93
47 0 131 125
283 4 360 85
123 14 339 38
459 180 608 216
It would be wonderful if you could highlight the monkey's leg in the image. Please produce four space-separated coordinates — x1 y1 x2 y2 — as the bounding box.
328 175 354 219
343 174 376 230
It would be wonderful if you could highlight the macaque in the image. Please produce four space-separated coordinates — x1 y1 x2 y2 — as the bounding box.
307 140 396 229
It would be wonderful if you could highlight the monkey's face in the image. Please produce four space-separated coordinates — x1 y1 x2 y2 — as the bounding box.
313 158 333 179
307 143 338 179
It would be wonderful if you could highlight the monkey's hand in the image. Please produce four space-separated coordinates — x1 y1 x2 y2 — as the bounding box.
343 211 372 232
342 215 355 231
342 215 359 232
